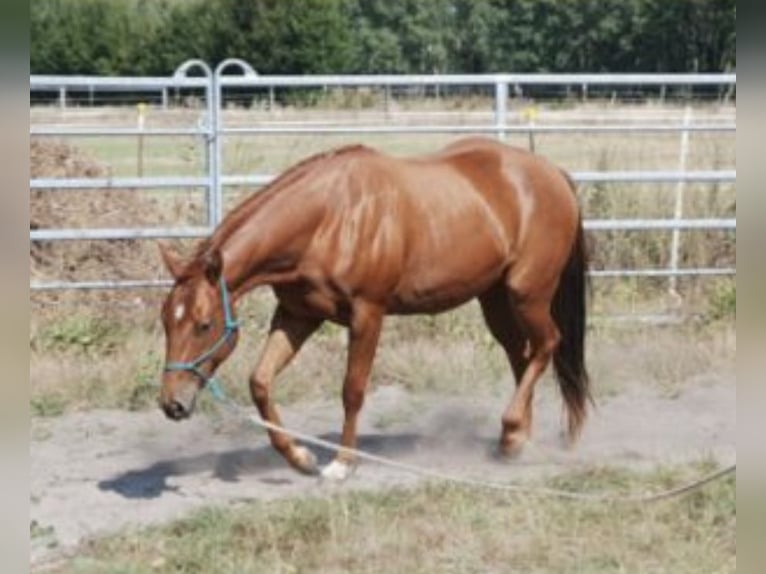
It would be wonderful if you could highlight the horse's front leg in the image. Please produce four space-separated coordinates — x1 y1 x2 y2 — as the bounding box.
321 301 384 482
250 306 322 474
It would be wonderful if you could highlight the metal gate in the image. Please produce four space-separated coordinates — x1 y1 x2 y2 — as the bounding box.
30 63 736 290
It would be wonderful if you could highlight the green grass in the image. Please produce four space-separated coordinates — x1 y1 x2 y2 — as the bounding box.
705 280 736 322
51 462 735 574
30 520 58 553
32 315 128 356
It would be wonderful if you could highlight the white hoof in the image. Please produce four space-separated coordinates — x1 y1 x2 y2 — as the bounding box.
320 459 355 482
291 446 319 475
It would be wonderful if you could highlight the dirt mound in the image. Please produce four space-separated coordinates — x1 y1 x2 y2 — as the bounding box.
30 140 106 180
30 140 172 314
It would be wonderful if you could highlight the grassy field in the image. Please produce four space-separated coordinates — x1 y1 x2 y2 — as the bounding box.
45 463 735 574
30 100 736 174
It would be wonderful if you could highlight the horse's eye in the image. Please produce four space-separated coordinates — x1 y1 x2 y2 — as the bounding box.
196 321 213 334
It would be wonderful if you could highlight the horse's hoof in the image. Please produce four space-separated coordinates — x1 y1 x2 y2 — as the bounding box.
320 459 355 482
290 446 319 475
498 433 527 458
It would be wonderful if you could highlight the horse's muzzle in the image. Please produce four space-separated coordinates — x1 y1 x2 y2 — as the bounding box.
162 399 190 421
160 375 199 421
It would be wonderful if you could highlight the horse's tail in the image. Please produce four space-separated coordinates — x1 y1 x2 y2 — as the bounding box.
551 172 592 441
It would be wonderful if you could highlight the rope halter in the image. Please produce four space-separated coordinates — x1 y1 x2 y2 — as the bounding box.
163 276 239 396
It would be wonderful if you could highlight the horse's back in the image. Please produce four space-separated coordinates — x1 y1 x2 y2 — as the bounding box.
395 138 579 267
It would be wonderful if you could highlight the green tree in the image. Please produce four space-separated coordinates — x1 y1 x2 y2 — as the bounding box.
350 0 455 73
451 0 502 73
214 0 357 74
30 0 736 76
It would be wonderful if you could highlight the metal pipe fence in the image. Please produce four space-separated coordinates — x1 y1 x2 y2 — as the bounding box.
30 66 736 291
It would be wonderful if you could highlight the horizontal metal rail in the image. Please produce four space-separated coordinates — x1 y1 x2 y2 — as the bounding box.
30 227 210 241
590 267 735 278
30 73 736 92
221 123 735 135
30 124 735 138
30 279 174 291
219 73 736 88
30 267 736 291
29 171 736 192
31 127 206 137
228 112 737 124
30 171 736 191
30 76 209 89
221 171 736 188
29 74 737 91
30 177 209 190
29 218 735 243
584 218 735 231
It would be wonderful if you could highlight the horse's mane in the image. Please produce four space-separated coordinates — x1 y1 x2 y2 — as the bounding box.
192 144 370 260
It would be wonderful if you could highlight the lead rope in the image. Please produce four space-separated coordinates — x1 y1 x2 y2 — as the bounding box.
205 379 735 504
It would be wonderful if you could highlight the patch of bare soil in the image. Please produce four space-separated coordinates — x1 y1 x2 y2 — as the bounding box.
30 375 735 568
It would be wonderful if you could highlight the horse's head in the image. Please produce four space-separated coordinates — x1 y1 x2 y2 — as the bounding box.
157 243 239 420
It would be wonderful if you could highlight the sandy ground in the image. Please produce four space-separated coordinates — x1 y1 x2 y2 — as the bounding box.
30 375 735 567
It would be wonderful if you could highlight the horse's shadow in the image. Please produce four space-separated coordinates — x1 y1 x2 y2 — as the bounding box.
98 432 421 500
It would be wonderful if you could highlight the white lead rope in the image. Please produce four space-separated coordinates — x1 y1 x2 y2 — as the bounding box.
211 393 735 504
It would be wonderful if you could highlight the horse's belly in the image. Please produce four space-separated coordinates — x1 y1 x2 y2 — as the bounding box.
273 281 352 324
390 246 507 314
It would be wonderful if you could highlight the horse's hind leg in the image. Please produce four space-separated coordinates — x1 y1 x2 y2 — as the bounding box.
499 288 560 456
478 284 533 449
479 283 529 383
321 301 384 482
250 305 322 474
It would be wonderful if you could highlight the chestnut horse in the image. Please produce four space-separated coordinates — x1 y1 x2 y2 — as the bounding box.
158 137 590 481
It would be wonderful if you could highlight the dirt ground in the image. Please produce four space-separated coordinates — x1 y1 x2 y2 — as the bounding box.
30 372 735 568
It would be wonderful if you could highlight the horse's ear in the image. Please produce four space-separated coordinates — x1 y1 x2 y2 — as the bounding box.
158 241 185 279
201 248 223 284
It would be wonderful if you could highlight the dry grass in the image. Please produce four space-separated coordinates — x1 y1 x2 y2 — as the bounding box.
29 285 735 418
46 462 735 574
30 102 735 174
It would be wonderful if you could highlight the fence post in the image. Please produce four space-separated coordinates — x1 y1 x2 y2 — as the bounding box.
136 103 146 177
211 76 222 227
213 59 258 225
494 79 508 141
523 106 538 153
59 87 66 110
172 59 216 228
668 105 693 299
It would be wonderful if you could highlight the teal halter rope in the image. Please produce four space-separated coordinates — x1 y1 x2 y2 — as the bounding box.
163 276 239 399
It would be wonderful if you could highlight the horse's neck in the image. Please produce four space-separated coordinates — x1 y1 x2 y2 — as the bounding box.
218 191 322 298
